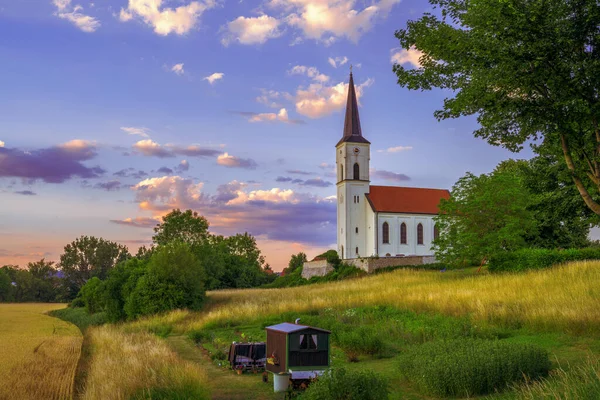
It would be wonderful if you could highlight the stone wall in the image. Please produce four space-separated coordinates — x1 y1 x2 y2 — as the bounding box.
345 255 437 273
301 260 334 279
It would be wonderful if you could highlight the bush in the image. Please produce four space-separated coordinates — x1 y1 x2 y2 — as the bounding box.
299 368 388 400
336 327 386 361
125 242 206 319
78 277 105 314
489 247 600 273
398 339 550 397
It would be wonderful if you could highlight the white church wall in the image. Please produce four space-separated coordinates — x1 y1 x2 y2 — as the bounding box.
376 213 437 257
365 203 376 257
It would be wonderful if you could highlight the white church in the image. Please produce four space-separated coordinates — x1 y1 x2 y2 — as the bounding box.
336 72 449 260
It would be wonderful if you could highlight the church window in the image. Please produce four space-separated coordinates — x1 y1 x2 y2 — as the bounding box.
353 163 360 180
340 165 344 180
382 222 389 244
417 223 424 245
355 227 358 234
400 223 407 244
355 247 359 255
434 224 440 241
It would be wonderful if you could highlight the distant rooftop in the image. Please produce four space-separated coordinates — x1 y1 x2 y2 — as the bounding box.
266 322 331 334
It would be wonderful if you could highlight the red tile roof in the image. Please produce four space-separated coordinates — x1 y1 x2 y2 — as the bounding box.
366 186 450 214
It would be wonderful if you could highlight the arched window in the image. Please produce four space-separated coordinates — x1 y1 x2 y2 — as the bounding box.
382 222 390 244
400 222 407 244
353 163 360 180
434 224 440 241
355 247 359 255
340 164 344 181
417 223 424 245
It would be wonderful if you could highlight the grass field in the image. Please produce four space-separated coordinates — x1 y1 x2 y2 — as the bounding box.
0 303 82 400
44 261 600 399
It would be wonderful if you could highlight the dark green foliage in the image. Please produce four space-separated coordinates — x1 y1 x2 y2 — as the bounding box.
394 0 600 217
398 339 551 397
489 248 600 273
60 236 130 300
434 165 537 266
262 266 306 288
49 307 108 331
0 268 13 302
78 277 104 314
299 368 389 400
1 260 61 302
124 242 206 319
101 257 148 322
372 262 459 274
287 252 307 274
316 250 341 269
337 327 385 361
264 263 365 289
153 209 209 248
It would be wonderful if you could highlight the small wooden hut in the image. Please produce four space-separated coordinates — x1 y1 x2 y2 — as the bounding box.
265 322 331 380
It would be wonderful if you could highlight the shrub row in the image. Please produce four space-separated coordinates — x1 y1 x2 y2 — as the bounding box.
299 368 389 400
398 339 551 397
49 307 108 331
488 247 600 273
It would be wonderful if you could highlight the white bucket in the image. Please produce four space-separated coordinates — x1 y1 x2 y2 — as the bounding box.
273 373 290 392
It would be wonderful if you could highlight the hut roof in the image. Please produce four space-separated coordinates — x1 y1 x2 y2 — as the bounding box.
266 322 331 334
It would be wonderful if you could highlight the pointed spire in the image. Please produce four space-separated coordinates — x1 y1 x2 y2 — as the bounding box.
337 71 370 146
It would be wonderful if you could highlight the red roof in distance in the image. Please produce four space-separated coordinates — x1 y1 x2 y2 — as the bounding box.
366 186 450 214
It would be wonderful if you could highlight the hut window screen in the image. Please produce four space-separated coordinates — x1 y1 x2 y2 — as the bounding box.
400 223 407 244
417 223 424 245
382 222 390 244
299 334 318 350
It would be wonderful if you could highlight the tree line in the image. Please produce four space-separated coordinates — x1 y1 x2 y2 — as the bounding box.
0 209 276 307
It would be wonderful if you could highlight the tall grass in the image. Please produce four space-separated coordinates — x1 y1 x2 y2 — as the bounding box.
81 326 210 400
169 261 600 335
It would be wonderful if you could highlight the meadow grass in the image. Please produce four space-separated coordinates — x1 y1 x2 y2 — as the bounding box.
0 303 82 400
126 260 600 335
81 326 210 400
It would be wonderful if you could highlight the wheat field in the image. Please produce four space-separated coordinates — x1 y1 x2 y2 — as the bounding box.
0 303 82 400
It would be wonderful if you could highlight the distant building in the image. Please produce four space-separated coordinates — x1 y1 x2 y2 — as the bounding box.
336 72 449 260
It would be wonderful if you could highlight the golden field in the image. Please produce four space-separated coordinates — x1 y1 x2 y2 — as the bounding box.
0 303 82 400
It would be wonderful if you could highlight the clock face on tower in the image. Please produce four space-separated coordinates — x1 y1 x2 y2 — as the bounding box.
353 147 360 154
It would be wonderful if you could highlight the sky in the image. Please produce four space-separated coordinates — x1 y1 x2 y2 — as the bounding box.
0 0 535 271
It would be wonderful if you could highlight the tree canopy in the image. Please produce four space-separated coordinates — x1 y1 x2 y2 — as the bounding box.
394 0 600 215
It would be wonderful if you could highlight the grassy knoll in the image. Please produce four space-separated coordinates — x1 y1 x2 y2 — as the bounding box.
0 303 82 400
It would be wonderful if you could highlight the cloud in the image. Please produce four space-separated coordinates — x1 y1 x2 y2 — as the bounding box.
371 169 411 182
176 160 190 172
131 141 220 159
113 168 148 179
270 0 400 43
171 63 185 75
301 178 332 187
94 180 123 191
157 166 174 174
287 169 312 175
295 77 373 118
319 162 334 169
289 65 329 83
14 190 36 196
328 56 349 68
110 217 159 228
378 146 413 153
0 141 5 147
133 139 173 158
53 0 100 33
276 176 293 182
121 176 336 245
217 153 258 169
119 0 216 36
203 72 224 84
0 141 104 183
256 89 293 109
390 47 423 68
121 126 150 138
221 15 283 46
243 108 304 124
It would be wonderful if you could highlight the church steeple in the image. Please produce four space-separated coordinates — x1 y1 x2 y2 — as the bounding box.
336 71 370 146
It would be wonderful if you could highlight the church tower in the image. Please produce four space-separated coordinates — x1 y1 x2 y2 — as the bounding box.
336 72 370 259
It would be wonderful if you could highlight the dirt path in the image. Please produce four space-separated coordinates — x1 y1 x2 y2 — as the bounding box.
166 335 282 400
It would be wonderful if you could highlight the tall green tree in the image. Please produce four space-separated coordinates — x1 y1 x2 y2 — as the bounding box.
287 252 308 274
394 0 600 216
60 236 130 300
434 165 537 265
153 209 210 248
27 259 58 302
0 268 14 302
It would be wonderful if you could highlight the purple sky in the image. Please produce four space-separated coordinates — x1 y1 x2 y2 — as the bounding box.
0 0 534 270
